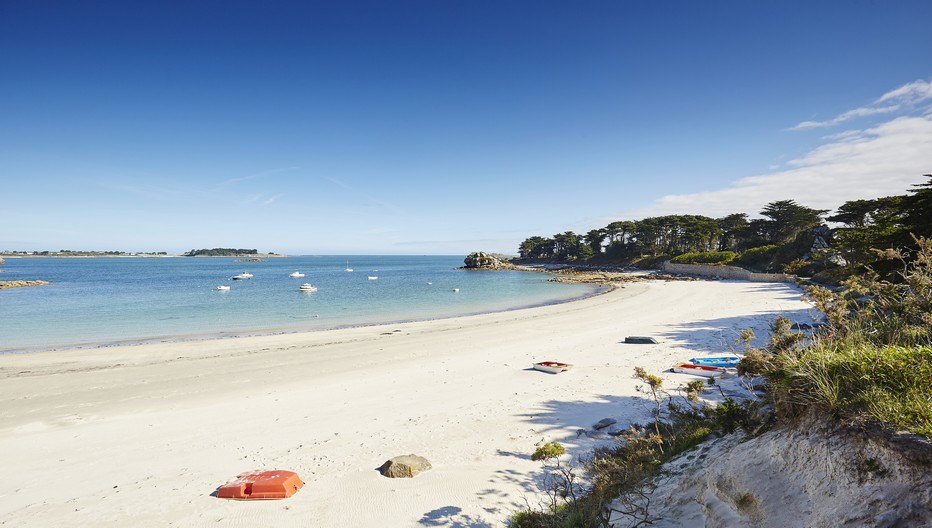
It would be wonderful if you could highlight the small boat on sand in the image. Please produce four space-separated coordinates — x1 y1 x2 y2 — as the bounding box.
298 283 318 292
625 336 658 344
533 361 573 374
688 356 742 368
289 272 305 278
671 362 730 377
216 470 304 500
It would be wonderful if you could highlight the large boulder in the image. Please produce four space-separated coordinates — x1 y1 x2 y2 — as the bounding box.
378 454 432 478
463 252 514 270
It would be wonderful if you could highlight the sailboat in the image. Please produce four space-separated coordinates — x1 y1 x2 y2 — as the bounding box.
344 259 353 272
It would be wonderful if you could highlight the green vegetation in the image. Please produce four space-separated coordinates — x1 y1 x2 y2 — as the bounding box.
669 251 736 265
183 248 261 257
512 368 765 527
516 174 932 282
743 237 932 437
532 443 567 462
511 228 932 527
732 244 778 271
770 343 932 437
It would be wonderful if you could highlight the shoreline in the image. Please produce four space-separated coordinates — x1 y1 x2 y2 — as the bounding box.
0 282 614 356
0 279 814 527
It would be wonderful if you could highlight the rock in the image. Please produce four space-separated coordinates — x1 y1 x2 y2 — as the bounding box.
462 252 515 270
0 280 50 290
593 418 618 430
874 509 900 528
378 454 432 478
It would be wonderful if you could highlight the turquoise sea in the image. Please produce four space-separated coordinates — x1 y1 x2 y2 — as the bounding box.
0 255 604 353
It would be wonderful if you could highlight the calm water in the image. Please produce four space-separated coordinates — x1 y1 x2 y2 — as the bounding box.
0 256 603 353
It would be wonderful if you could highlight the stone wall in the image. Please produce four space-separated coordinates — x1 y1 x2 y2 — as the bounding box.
661 261 795 283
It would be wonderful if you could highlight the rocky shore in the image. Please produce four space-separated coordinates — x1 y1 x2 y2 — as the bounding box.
461 251 698 285
0 280 50 290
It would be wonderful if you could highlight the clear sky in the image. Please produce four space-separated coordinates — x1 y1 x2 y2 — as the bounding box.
2 1 930 255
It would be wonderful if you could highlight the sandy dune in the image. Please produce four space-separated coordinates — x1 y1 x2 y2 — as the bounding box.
0 279 814 527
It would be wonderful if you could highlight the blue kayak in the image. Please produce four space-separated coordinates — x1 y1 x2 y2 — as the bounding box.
688 356 742 368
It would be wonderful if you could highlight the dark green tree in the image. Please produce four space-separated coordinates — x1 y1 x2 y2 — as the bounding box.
828 196 906 267
717 213 750 251
603 221 636 245
583 229 606 257
901 174 932 238
518 236 554 259
553 231 582 260
759 200 828 243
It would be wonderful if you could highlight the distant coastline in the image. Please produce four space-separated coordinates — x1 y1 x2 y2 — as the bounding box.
0 252 285 259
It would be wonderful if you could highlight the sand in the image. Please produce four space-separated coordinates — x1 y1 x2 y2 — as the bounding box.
0 279 816 527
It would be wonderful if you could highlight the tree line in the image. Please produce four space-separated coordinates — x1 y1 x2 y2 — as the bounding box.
184 248 260 257
517 175 932 279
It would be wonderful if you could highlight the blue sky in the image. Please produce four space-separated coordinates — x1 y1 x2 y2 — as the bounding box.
2 1 930 255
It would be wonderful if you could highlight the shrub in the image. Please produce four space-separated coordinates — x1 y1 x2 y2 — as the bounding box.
631 255 670 270
734 245 778 271
670 251 737 265
768 343 932 436
531 442 567 462
782 258 815 275
705 398 755 434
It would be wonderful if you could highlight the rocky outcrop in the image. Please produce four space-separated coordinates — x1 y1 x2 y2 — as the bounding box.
378 454 432 478
462 252 517 270
626 418 932 527
0 280 50 290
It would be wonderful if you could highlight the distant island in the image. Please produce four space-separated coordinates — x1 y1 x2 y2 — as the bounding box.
1 250 170 257
183 248 278 257
0 249 280 258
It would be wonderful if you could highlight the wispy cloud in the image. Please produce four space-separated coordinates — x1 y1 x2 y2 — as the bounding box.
792 105 900 130
877 79 932 104
248 193 284 206
621 113 932 220
791 79 932 130
222 166 300 186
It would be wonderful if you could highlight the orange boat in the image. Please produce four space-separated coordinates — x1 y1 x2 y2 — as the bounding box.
216 470 304 500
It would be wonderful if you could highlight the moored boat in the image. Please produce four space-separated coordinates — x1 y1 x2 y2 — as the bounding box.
231 272 253 280
216 285 230 291
289 271 305 278
533 361 573 374
671 362 730 377
298 283 318 292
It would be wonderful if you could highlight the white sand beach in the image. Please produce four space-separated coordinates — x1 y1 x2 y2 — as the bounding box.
0 279 815 527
